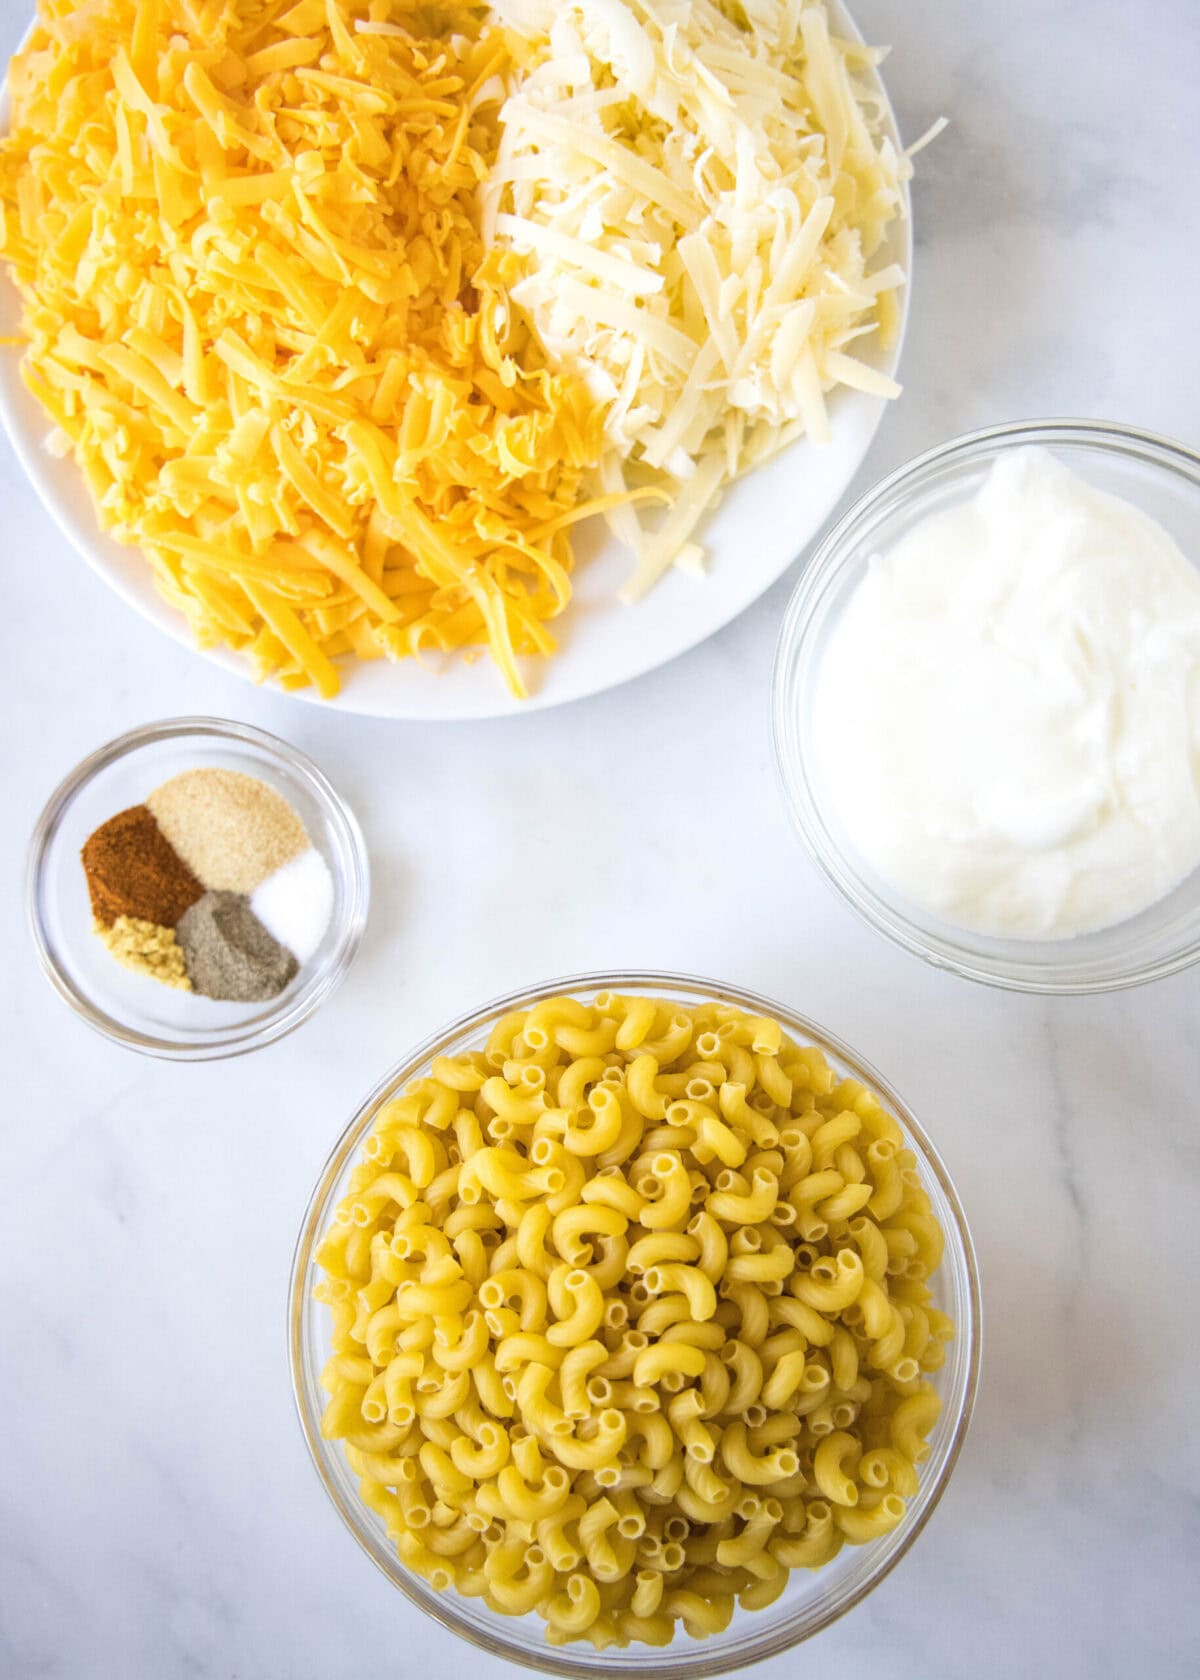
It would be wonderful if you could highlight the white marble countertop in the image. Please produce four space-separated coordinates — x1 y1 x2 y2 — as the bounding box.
2 2 1199 1676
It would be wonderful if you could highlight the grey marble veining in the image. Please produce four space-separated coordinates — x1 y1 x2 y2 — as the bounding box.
2 0 1199 1675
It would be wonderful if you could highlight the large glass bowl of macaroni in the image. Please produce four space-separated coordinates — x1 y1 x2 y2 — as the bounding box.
289 973 980 1675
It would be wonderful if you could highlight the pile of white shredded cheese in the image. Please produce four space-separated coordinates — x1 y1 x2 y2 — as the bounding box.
484 0 911 599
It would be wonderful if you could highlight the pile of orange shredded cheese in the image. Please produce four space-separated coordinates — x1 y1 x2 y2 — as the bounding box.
0 0 607 697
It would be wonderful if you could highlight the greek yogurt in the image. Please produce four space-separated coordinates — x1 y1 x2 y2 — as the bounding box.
813 446 1200 938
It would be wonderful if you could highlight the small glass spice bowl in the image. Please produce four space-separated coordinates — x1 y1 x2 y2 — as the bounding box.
27 717 369 1059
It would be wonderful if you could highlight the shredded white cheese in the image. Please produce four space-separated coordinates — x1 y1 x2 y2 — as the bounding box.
486 0 912 599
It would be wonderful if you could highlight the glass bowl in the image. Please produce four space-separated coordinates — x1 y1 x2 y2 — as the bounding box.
27 717 369 1059
289 971 980 1677
773 419 1200 993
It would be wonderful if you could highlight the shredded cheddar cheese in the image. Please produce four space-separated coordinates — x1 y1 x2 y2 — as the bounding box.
0 0 606 698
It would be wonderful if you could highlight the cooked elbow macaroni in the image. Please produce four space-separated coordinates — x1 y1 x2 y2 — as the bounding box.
314 994 954 1650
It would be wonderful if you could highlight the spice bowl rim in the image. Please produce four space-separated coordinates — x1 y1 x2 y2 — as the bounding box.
771 416 1200 995
26 715 369 1060
288 969 981 1678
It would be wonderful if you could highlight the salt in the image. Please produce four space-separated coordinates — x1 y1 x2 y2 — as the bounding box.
250 848 334 962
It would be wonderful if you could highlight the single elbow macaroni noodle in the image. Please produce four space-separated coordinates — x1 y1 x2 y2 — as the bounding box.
315 995 954 1651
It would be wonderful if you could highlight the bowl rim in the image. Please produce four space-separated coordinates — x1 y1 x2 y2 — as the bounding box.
287 969 982 1677
25 714 370 1060
771 416 1200 995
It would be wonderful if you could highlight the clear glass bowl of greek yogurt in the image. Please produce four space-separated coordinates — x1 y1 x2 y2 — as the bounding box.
773 420 1200 993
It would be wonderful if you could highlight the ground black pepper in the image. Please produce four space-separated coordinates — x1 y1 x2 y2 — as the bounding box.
175 891 299 1001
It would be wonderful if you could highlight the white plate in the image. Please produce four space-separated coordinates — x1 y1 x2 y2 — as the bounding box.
0 3 909 720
